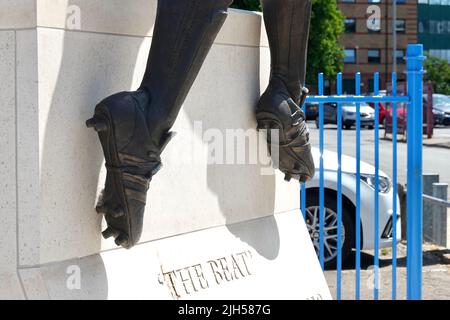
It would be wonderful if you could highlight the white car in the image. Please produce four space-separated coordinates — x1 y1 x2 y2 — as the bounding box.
304 148 401 267
315 102 376 130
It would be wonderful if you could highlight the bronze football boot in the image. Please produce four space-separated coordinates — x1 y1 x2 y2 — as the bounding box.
257 0 315 183
86 0 233 248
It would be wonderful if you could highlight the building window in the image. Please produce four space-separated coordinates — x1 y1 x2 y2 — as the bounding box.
368 49 381 64
341 0 355 3
344 19 356 33
368 79 375 94
343 79 355 95
344 49 356 63
368 0 381 3
395 49 405 64
396 19 406 33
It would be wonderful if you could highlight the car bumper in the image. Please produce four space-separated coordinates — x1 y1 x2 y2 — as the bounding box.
359 182 402 250
434 114 450 126
344 119 375 127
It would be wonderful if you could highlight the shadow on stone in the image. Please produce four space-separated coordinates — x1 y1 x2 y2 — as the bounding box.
37 0 156 297
182 17 280 260
40 254 108 299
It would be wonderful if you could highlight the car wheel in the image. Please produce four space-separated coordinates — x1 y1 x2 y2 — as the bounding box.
368 125 375 130
305 191 354 269
344 124 351 130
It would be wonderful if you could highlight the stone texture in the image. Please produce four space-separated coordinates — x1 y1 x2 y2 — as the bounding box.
0 31 16 273
0 0 36 29
0 30 25 300
34 0 268 46
16 30 40 266
19 211 330 300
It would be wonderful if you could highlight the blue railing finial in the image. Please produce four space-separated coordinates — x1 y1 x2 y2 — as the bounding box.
406 44 425 72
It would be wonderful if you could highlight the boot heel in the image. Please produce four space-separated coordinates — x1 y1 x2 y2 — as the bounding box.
86 117 108 132
256 119 277 131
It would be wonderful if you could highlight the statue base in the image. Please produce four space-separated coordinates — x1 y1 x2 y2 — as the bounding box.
0 0 330 300
18 211 330 300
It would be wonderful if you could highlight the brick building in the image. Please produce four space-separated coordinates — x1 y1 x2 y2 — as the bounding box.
337 0 418 94
418 0 450 62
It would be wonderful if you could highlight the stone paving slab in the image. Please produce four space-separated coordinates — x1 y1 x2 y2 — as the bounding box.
324 242 450 300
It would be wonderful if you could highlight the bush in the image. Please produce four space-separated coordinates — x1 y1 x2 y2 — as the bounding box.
425 54 450 95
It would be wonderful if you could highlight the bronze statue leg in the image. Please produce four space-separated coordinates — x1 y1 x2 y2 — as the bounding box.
257 0 315 183
86 0 314 249
86 0 233 249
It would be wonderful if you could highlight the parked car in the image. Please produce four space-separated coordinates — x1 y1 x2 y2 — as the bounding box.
369 90 387 126
305 102 319 121
315 102 375 130
432 103 450 126
304 148 401 268
424 94 450 126
368 102 387 125
384 95 433 138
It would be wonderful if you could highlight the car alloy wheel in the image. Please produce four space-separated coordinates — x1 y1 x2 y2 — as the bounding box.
305 206 345 264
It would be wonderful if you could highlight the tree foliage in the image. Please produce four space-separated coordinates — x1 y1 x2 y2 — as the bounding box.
231 0 344 86
307 0 344 86
424 54 450 95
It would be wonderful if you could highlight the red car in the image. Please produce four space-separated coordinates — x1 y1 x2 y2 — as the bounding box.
369 102 387 125
385 104 407 125
369 94 407 127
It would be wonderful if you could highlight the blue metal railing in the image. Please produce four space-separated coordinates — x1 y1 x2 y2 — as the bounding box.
300 44 425 300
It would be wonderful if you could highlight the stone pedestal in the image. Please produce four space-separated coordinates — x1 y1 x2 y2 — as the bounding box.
0 0 330 299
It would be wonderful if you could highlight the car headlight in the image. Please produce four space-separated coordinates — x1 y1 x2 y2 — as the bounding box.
433 109 445 116
359 174 391 193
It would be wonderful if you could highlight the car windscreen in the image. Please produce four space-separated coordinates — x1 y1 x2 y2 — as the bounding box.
433 94 450 106
435 103 450 112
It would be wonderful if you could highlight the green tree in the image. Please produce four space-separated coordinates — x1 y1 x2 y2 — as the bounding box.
307 0 344 86
424 54 450 95
231 0 344 87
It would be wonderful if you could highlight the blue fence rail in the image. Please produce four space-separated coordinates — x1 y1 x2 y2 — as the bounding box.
301 44 425 300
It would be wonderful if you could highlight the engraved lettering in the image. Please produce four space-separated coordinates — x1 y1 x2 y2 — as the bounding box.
218 257 233 281
231 254 246 279
237 251 252 275
208 260 224 285
193 264 209 290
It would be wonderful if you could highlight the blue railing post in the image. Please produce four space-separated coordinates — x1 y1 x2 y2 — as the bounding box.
318 73 325 270
336 73 343 300
406 44 425 300
355 73 361 300
391 72 398 300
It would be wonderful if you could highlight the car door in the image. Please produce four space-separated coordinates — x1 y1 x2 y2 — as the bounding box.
324 103 337 124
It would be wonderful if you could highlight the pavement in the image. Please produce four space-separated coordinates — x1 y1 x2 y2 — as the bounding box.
422 127 450 149
382 126 450 149
324 242 450 300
